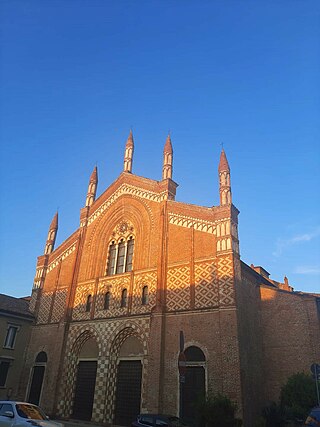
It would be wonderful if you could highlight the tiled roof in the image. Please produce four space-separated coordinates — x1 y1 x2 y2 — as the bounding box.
0 293 34 319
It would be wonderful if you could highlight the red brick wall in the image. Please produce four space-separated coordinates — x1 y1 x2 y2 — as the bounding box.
260 286 320 402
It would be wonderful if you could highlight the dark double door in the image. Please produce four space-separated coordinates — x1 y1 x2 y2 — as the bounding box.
72 361 97 421
114 360 142 426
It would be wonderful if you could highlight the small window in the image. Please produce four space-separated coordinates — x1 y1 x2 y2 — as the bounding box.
86 295 92 312
4 325 18 349
121 289 127 308
104 292 110 310
142 286 148 305
0 361 10 387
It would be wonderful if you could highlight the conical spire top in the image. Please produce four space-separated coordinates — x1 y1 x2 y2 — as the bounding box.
218 148 231 206
89 165 98 183
45 212 58 254
126 129 134 147
50 211 58 230
164 134 173 153
162 134 173 180
86 166 98 207
218 149 230 172
124 130 134 173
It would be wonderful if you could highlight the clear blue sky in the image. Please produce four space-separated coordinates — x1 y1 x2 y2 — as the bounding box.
0 0 319 297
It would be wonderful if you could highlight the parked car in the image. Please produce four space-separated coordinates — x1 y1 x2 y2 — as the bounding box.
305 407 320 427
131 413 190 427
0 401 63 427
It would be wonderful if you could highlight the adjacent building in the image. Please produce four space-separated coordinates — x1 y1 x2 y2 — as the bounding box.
0 294 34 400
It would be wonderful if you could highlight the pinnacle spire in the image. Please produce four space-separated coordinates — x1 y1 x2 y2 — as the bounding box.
44 212 58 255
49 211 58 230
218 149 230 172
218 148 232 206
164 134 173 153
86 166 98 207
162 134 173 180
126 129 134 147
124 130 134 172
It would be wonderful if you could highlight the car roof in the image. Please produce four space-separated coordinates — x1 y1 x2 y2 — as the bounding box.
139 414 178 418
0 401 37 405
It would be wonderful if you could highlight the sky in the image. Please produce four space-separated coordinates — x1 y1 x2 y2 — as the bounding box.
0 0 319 298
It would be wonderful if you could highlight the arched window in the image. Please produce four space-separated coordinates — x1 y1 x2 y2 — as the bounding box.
35 351 47 363
107 237 135 276
86 295 92 312
107 242 117 275
121 289 127 308
116 240 126 274
104 292 110 310
125 237 134 272
142 286 148 305
185 346 205 362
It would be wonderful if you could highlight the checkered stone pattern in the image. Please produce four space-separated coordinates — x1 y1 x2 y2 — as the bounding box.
37 292 53 324
166 265 190 311
51 288 68 323
103 321 149 424
195 260 219 308
131 270 157 315
72 282 95 321
57 318 150 424
217 256 235 306
56 325 103 418
94 276 131 319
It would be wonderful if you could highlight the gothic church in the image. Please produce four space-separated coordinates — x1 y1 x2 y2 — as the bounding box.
19 132 320 427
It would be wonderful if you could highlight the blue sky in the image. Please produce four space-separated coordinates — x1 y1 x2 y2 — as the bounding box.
0 0 319 297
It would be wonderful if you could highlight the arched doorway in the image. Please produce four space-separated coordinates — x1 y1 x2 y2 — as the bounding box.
72 338 98 421
27 351 47 405
114 336 143 426
181 346 206 426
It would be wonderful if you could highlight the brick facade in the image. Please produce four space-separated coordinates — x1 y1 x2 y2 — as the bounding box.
20 135 320 427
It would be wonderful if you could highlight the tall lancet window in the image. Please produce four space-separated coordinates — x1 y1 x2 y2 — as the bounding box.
106 236 135 276
125 236 134 272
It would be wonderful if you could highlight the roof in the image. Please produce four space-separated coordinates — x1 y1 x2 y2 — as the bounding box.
0 293 34 319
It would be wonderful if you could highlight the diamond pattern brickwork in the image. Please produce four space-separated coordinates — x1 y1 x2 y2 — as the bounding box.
56 318 150 424
194 260 219 308
94 275 131 319
217 256 235 306
166 264 190 311
72 282 95 321
37 292 53 324
131 270 157 315
51 289 68 323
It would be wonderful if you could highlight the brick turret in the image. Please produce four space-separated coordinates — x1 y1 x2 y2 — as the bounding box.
124 130 134 173
44 212 58 255
218 149 232 206
85 166 98 207
162 134 173 180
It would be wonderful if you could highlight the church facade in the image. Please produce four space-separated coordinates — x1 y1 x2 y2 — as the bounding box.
19 132 320 427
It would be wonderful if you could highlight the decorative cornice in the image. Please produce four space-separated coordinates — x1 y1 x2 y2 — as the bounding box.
84 183 169 227
168 212 217 234
47 243 77 273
